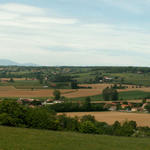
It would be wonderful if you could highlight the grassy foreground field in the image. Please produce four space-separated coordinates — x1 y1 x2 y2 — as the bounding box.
0 126 150 150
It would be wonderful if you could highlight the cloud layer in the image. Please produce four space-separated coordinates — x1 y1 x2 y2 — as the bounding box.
0 2 150 66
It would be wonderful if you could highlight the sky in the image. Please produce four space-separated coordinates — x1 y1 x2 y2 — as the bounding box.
1 0 150 66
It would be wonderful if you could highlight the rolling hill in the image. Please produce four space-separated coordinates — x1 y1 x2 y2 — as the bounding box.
0 126 149 150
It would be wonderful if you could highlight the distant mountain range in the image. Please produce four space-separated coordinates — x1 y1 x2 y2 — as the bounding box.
0 59 37 66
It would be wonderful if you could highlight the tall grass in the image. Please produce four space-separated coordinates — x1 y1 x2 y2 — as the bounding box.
0 126 149 150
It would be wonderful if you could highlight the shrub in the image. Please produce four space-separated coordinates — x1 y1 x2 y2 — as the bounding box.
0 101 27 126
57 114 79 131
79 121 98 134
53 90 61 100
81 115 96 123
25 108 58 130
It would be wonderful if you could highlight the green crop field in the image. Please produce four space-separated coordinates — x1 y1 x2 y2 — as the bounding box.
0 126 149 150
71 90 150 101
0 80 43 89
109 73 150 86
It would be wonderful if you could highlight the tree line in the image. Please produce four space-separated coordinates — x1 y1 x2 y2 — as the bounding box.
47 98 107 112
0 101 150 137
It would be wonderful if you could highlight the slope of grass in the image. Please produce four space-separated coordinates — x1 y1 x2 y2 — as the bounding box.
0 126 150 150
103 72 150 86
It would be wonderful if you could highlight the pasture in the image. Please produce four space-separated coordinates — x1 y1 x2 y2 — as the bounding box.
64 112 150 127
0 126 150 150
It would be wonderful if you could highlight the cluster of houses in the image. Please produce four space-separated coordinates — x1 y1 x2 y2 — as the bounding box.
106 101 149 112
17 98 63 108
99 76 113 83
17 98 149 113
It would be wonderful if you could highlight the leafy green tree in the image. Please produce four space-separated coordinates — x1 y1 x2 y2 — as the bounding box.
25 108 58 130
70 81 78 89
142 98 147 104
81 115 96 123
79 121 98 134
111 89 118 101
53 90 61 100
102 87 110 101
83 97 91 111
102 87 118 101
9 78 14 82
36 72 43 84
58 114 79 131
119 121 136 136
112 121 121 135
145 104 150 112
0 101 27 127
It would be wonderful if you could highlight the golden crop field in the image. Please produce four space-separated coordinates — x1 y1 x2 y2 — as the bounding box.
0 87 76 97
0 88 102 98
0 83 150 98
1 78 35 81
63 112 150 127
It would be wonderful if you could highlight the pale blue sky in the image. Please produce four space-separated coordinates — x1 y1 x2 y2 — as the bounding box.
0 0 150 66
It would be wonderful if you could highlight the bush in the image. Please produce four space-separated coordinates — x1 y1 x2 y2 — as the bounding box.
0 101 27 127
145 104 150 112
102 87 118 101
79 121 98 134
58 114 79 131
53 90 61 100
25 108 58 130
113 121 137 137
95 121 111 135
81 115 96 123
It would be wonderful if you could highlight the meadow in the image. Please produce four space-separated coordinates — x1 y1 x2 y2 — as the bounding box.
0 126 150 150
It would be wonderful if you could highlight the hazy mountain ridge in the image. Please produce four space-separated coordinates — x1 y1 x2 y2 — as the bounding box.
0 59 37 66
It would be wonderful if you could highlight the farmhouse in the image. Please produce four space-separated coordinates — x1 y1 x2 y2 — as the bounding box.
17 98 34 104
17 98 42 106
121 104 129 109
109 106 117 111
103 76 113 81
131 108 138 112
42 99 64 105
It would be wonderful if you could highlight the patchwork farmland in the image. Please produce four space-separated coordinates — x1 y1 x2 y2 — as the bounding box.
0 83 150 98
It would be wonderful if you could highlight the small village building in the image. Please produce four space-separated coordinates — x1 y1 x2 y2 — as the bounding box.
109 106 117 111
121 104 129 109
131 108 138 112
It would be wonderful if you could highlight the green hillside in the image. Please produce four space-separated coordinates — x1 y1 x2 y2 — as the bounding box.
0 126 149 150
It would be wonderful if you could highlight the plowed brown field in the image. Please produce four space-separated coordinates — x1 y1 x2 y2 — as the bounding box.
0 83 150 98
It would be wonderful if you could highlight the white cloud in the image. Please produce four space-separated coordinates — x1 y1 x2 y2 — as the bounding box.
0 3 44 15
26 16 78 24
0 2 150 66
